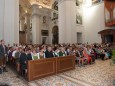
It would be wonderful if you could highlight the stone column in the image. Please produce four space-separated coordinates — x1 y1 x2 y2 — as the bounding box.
0 0 19 44
58 0 76 43
0 0 5 40
31 4 41 44
25 13 31 43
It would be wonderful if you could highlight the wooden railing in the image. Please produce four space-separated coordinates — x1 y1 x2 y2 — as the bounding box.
27 55 75 81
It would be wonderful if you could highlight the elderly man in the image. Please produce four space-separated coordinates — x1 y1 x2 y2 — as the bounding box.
0 40 8 74
45 46 54 58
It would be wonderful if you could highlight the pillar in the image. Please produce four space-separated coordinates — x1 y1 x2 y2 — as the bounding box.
0 0 4 40
20 17 25 31
0 0 19 45
31 4 41 44
25 13 31 43
58 0 76 43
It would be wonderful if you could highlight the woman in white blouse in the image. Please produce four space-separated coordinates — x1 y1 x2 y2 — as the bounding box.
31 49 40 60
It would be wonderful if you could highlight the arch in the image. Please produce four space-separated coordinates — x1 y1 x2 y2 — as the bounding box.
98 29 115 43
52 26 58 44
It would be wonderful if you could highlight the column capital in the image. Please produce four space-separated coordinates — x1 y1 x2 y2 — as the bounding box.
31 4 40 17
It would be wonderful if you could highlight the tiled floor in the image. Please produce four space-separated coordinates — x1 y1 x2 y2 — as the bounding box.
0 60 115 86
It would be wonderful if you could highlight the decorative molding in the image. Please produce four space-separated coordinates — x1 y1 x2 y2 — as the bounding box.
58 0 75 4
31 13 40 17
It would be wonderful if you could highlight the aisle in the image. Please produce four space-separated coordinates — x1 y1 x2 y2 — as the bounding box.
62 60 115 86
0 60 115 86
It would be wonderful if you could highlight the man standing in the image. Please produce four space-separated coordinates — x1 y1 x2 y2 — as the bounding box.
0 40 8 74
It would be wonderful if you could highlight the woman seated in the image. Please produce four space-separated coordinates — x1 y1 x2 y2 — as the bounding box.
59 47 67 57
83 48 92 64
54 48 59 57
31 49 40 60
104 49 110 60
99 47 105 60
39 48 45 59
87 46 95 63
76 48 87 67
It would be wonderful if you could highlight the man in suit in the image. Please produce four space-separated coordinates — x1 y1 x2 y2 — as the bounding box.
19 48 27 77
45 46 54 58
26 48 32 60
0 40 8 74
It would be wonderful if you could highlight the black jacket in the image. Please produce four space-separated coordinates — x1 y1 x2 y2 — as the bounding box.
0 44 8 58
19 52 27 70
27 53 32 60
45 50 54 58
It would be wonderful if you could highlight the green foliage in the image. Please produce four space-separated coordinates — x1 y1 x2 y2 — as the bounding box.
112 50 115 64
112 50 115 58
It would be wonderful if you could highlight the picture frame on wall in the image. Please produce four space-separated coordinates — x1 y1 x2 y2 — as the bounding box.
92 0 104 5
41 30 49 36
52 11 58 21
76 9 82 25
43 16 46 24
76 0 83 8
104 0 115 26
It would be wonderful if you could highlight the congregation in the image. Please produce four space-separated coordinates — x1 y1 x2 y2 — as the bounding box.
0 40 113 78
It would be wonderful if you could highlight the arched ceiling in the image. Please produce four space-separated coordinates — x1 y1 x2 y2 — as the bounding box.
19 0 56 18
19 0 31 15
20 0 54 10
29 0 53 9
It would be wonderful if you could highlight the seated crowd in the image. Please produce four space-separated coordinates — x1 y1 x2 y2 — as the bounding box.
0 40 113 77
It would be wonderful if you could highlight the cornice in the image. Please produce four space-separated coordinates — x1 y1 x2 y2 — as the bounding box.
58 0 75 4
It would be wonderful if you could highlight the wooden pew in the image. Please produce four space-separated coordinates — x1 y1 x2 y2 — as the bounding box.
27 58 56 81
56 55 76 74
27 55 75 81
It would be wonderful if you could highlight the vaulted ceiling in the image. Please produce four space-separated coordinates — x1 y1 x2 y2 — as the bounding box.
29 0 53 9
20 0 53 11
19 0 54 16
19 0 31 16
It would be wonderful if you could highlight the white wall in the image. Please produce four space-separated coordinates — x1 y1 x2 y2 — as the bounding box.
58 0 115 44
83 3 106 44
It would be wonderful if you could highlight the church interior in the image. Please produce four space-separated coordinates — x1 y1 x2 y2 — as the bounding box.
0 0 115 86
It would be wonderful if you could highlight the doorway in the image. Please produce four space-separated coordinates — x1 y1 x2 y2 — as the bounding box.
98 29 115 43
77 32 82 44
105 35 113 43
52 26 58 44
19 31 26 44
